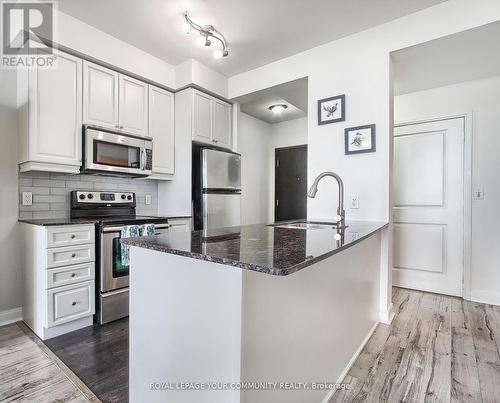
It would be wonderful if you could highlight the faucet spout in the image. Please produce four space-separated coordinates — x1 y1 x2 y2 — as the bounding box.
307 171 345 225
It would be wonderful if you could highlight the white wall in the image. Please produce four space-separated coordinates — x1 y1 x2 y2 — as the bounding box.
228 0 500 224
238 113 272 225
175 59 228 98
395 76 500 305
238 114 307 224
0 69 22 322
57 11 176 88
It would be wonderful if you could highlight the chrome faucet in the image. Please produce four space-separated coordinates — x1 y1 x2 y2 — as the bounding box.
307 171 346 226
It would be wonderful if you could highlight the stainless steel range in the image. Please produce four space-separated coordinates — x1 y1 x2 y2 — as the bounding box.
70 190 170 324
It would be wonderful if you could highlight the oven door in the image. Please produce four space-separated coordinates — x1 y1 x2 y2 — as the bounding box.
84 127 152 176
100 224 170 293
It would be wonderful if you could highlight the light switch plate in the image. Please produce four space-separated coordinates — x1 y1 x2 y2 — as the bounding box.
22 191 33 206
145 194 152 205
350 194 359 209
473 188 484 200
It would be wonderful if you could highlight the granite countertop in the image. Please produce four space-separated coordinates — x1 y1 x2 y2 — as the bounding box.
18 218 100 226
122 220 389 276
18 215 192 226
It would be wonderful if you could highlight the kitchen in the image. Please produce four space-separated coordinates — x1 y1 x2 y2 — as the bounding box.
1 1 500 403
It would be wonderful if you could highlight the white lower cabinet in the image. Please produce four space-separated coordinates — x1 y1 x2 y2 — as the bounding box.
21 223 96 340
47 281 95 327
46 262 95 289
168 218 192 232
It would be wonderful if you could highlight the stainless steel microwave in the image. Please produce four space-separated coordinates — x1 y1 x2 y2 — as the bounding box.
82 126 153 177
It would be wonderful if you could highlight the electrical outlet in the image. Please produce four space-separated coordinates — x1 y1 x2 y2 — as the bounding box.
350 194 359 209
473 188 484 200
145 194 152 205
22 191 33 206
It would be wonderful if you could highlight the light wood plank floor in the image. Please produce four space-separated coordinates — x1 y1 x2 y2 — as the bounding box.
0 322 99 402
331 287 500 403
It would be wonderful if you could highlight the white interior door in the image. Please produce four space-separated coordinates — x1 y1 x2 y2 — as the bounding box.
392 118 464 296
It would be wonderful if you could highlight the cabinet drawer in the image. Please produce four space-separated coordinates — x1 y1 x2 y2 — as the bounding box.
47 225 95 248
47 281 95 327
47 244 95 268
46 263 95 289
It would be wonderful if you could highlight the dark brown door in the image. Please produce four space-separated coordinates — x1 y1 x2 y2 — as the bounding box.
275 145 307 222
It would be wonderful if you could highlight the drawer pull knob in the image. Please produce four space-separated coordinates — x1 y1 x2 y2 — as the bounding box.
72 301 77 306
71 253 76 258
71 273 76 278
71 234 76 239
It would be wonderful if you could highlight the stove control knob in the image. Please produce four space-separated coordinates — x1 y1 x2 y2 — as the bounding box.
87 193 94 199
121 194 126 200
127 195 132 201
78 194 85 200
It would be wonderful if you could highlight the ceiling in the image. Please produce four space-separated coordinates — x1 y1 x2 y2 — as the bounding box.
235 78 307 124
58 0 446 77
392 21 500 95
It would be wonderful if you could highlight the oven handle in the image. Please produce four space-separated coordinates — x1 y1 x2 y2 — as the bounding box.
103 223 171 233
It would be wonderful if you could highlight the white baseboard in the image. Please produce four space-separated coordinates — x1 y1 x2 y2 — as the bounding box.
379 302 395 324
321 320 379 403
0 307 22 327
470 290 500 306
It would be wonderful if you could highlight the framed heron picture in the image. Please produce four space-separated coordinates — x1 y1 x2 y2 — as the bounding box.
344 124 376 155
318 94 345 125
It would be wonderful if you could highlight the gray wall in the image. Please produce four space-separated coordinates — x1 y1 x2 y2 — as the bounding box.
19 172 159 219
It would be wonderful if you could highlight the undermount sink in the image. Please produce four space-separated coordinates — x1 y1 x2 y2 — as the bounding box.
270 221 338 230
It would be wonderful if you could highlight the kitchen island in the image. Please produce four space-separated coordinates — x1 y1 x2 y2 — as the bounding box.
124 220 388 403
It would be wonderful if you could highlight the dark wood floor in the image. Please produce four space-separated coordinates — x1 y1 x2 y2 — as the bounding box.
44 318 129 403
331 287 500 403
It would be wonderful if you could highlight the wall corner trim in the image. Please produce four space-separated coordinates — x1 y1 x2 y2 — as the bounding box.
0 307 22 327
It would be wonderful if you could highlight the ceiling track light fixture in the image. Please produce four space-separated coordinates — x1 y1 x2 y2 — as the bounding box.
269 104 288 114
182 11 229 59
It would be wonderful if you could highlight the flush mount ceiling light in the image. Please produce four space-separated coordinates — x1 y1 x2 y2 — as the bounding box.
269 104 288 114
182 11 229 59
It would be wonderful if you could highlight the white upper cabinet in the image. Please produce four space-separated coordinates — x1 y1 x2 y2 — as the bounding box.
149 86 174 178
18 50 82 173
212 99 232 149
82 62 119 129
83 62 148 137
119 75 149 136
193 90 212 143
191 89 232 149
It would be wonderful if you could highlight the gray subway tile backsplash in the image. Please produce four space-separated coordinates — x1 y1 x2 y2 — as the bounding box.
19 172 159 218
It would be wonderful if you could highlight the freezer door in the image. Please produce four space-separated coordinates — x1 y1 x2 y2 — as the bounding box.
202 149 241 190
203 193 241 229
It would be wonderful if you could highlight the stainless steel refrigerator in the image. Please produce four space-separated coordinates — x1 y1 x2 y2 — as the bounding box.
192 146 241 230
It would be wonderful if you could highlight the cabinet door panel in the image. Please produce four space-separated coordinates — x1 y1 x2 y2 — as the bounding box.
192 91 212 143
119 75 149 136
31 51 82 165
212 99 232 148
83 62 119 129
149 86 174 175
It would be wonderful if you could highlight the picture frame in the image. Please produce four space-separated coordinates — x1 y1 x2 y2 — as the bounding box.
317 94 345 125
344 124 376 155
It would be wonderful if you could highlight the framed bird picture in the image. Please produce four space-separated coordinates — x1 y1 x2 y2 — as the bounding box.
344 124 376 155
318 94 345 125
